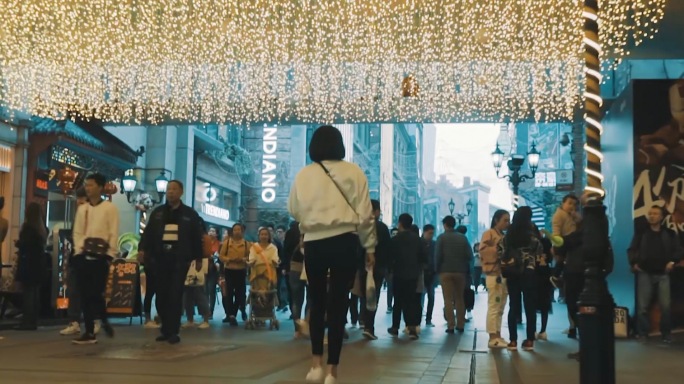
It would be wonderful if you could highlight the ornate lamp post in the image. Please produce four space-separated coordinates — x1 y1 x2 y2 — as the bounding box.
448 198 473 225
121 169 169 205
491 142 541 208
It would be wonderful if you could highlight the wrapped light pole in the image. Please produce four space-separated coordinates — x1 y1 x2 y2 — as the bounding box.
578 1 616 383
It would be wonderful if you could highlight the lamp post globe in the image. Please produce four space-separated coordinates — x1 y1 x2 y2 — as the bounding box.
527 141 541 174
448 198 455 215
121 172 137 193
491 144 505 174
466 199 473 215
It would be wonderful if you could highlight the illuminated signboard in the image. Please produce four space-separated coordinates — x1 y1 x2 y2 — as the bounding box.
201 203 230 221
262 127 278 203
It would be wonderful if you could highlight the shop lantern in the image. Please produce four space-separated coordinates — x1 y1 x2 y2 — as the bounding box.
57 166 76 195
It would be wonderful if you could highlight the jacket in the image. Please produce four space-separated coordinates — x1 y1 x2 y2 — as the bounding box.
423 238 436 274
15 225 48 286
628 226 682 274
436 229 473 274
288 160 377 253
140 203 204 269
73 200 119 259
389 230 428 280
375 219 392 271
552 208 579 236
219 238 251 270
479 228 504 276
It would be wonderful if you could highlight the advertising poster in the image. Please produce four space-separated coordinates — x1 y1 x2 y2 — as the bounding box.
633 80 684 330
527 123 559 171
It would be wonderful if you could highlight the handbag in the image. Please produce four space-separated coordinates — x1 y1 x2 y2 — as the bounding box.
82 207 112 259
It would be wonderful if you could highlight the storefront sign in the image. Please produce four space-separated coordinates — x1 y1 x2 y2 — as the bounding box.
201 203 230 221
262 127 278 203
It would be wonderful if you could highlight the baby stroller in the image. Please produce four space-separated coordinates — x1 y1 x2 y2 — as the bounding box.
245 263 280 330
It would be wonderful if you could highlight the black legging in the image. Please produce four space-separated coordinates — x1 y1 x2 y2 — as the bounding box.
305 233 358 366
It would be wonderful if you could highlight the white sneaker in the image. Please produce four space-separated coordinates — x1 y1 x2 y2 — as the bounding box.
305 366 325 383
536 332 548 341
144 321 160 329
60 322 81 336
94 320 101 335
181 322 196 329
198 321 210 330
324 374 337 384
488 338 507 348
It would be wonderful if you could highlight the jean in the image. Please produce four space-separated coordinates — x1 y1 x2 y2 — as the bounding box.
184 285 210 320
637 272 671 337
305 233 358 366
289 270 307 321
421 271 437 323
77 258 110 335
224 269 247 318
507 272 537 342
392 277 420 329
349 293 360 324
205 271 218 316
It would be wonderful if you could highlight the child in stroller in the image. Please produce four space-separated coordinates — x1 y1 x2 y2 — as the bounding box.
245 228 280 330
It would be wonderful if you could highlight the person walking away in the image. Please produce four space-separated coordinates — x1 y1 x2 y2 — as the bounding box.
139 180 204 344
385 227 398 313
60 187 98 335
628 205 683 344
205 227 221 318
289 233 309 338
499 206 542 351
268 224 288 312
436 215 473 334
533 224 553 341
360 199 391 340
387 213 427 340
72 173 118 344
552 194 581 335
288 126 376 384
14 203 48 330
480 209 510 348
421 224 437 327
219 223 251 326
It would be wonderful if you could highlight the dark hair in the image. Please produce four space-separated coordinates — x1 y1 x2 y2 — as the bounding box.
232 223 244 230
650 205 668 217
506 206 533 249
411 224 420 235
390 227 398 233
371 199 381 211
562 194 579 204
456 225 467 234
75 186 87 199
309 125 345 162
442 215 456 229
85 173 106 188
490 209 509 229
168 180 184 191
398 213 413 229
423 224 435 232
23 202 47 241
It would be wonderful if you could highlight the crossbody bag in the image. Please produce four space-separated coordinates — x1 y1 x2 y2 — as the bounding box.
317 161 359 222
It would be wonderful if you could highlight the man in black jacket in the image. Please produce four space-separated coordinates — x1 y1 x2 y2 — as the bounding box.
628 205 683 343
359 200 392 340
388 213 427 340
139 180 204 344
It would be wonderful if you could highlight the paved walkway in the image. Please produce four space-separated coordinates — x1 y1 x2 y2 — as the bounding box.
0 288 681 384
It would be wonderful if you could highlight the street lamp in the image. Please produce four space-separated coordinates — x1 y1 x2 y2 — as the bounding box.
491 141 541 207
121 169 169 204
448 198 473 225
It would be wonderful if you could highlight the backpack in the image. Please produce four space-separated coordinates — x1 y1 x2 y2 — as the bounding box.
499 236 525 278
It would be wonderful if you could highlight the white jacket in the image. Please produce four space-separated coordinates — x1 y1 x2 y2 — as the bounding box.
288 160 377 253
73 200 120 258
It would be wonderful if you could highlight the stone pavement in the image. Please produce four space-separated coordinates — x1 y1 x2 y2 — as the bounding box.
0 288 681 384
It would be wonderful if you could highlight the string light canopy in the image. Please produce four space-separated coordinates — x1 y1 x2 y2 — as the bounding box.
0 0 667 125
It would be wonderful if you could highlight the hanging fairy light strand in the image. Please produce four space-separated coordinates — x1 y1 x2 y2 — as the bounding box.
0 0 667 125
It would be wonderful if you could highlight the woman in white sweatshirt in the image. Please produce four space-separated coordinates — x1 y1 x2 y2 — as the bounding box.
288 126 377 384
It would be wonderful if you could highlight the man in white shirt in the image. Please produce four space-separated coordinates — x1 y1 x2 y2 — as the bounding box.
72 173 119 345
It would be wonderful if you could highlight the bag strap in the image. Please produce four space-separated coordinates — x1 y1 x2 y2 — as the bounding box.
317 162 357 216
